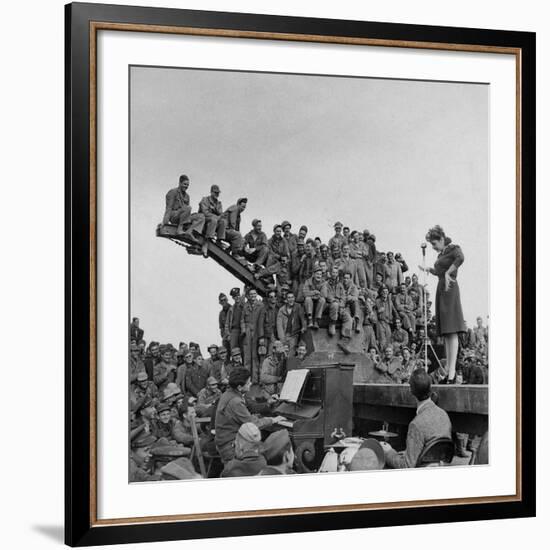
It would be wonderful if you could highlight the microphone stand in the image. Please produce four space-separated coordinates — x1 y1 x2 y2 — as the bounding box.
421 244 428 370
421 244 443 372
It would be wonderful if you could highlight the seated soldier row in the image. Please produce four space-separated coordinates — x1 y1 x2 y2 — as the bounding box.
161 175 415 297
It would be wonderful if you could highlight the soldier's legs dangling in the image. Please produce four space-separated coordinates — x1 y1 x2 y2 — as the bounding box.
340 308 353 338
327 301 339 336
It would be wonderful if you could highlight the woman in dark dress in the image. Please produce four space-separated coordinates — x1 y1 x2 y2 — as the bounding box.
419 225 466 383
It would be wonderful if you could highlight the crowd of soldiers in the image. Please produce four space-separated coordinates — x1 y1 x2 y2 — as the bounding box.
127 175 490 481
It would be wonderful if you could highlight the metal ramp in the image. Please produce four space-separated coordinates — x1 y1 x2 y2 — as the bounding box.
156 224 270 296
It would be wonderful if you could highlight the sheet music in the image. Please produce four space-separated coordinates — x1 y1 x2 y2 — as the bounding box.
279 369 309 403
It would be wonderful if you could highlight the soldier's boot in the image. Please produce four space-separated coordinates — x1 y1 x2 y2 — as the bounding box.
338 337 352 355
201 241 209 258
328 322 336 337
312 317 320 330
306 315 314 329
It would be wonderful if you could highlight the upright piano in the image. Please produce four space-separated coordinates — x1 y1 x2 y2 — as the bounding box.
274 363 354 472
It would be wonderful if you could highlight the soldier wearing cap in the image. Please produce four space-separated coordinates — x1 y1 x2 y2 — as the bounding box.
243 219 269 268
240 287 264 381
130 432 161 482
130 371 160 414
328 221 346 253
298 225 308 241
225 287 245 351
302 264 328 329
221 197 248 256
221 423 267 477
199 184 226 241
215 368 285 463
162 174 205 236
281 220 298 255
151 401 194 446
196 376 222 417
258 429 296 475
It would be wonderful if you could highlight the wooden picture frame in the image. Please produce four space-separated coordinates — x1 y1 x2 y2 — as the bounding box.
65 2 536 546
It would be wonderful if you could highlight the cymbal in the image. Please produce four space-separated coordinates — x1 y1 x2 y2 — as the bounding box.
368 430 398 438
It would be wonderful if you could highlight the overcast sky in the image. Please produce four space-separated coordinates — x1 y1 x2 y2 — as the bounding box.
130 66 488 351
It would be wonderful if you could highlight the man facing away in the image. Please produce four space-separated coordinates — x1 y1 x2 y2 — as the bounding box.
258 429 296 475
162 174 205 236
381 368 452 468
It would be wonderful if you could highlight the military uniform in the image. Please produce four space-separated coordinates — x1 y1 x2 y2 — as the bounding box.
260 354 284 394
196 386 222 417
392 327 409 350
214 387 275 462
153 361 175 393
184 363 209 397
276 302 306 356
222 203 245 253
221 452 267 477
225 296 245 350
302 276 328 322
325 276 353 337
394 291 416 331
243 229 269 266
375 295 396 350
151 417 193 446
199 194 226 239
162 186 205 234
360 299 379 352
241 300 264 382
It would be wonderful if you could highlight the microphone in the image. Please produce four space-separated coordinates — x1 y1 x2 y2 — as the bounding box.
421 242 427 256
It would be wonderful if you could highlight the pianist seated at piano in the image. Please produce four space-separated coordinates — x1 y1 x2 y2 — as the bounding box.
215 367 286 463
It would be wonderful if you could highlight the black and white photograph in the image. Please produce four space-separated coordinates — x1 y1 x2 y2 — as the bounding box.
128 65 490 482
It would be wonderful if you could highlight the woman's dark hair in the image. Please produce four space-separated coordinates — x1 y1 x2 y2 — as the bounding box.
425 225 452 246
409 368 432 401
228 367 251 389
